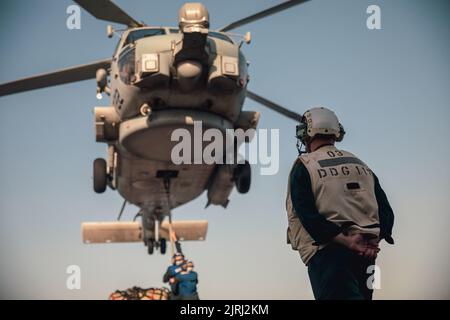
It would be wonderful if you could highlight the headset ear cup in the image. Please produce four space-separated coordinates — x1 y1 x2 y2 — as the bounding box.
296 123 308 144
336 123 345 142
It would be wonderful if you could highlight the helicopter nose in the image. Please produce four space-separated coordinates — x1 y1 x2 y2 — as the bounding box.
177 60 202 79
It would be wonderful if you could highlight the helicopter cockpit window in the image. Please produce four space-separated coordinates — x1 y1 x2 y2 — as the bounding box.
208 31 233 43
118 47 135 85
123 28 166 46
113 38 122 56
169 29 233 44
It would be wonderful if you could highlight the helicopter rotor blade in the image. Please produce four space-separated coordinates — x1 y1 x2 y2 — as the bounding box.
246 90 302 122
0 59 111 97
218 0 310 32
73 0 143 27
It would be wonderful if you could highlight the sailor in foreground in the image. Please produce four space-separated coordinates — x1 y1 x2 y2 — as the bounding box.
174 260 199 300
286 107 395 300
163 252 185 299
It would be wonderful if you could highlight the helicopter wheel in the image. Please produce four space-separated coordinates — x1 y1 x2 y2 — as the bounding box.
235 160 251 194
147 240 154 255
160 239 167 254
93 158 107 193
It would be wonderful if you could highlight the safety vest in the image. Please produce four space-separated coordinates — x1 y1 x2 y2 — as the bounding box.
286 145 380 265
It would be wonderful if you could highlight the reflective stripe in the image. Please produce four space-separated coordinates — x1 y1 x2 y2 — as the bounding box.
318 157 365 168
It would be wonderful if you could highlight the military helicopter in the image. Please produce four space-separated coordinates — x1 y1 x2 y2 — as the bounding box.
0 0 307 254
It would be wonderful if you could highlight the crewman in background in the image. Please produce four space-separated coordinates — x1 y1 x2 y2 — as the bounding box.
163 252 185 299
174 260 199 300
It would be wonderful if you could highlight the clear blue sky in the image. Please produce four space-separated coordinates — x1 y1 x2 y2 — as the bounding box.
0 0 449 299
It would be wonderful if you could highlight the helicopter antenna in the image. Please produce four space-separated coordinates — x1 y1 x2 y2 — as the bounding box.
116 200 127 221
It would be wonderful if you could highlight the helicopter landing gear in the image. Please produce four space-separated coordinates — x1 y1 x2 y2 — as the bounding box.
147 240 154 255
146 239 166 255
93 158 107 193
160 238 167 255
234 160 251 194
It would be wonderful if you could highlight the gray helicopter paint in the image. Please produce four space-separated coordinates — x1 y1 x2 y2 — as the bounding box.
101 26 252 225
109 28 247 122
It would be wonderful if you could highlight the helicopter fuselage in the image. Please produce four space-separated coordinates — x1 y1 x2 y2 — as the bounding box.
94 27 259 235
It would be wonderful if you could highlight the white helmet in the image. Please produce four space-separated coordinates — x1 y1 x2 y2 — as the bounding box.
296 107 345 144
